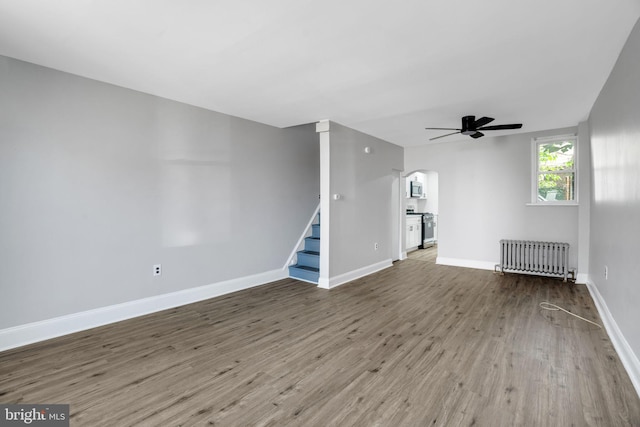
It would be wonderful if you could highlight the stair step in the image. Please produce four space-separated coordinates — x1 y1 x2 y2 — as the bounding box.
311 224 320 238
304 237 320 253
289 264 319 284
297 250 319 269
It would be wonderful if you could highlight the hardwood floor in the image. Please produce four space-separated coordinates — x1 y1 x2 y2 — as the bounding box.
2 247 639 426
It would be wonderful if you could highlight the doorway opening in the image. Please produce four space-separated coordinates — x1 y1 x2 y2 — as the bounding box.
404 170 439 262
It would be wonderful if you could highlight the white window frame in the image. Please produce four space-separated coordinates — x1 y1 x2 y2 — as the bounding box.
530 134 578 205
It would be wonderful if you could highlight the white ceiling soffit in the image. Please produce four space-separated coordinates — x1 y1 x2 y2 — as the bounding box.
0 0 639 147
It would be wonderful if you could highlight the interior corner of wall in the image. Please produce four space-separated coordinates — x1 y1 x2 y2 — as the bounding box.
575 272 589 284
316 120 330 133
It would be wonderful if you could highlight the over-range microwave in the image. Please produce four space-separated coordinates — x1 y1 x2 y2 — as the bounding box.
410 181 423 197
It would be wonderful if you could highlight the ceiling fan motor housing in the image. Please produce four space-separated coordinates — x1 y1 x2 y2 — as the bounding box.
461 115 476 135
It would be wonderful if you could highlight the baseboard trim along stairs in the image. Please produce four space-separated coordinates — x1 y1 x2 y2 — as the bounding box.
289 215 320 284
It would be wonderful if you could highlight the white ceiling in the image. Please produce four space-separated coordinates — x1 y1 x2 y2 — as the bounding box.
1 0 639 146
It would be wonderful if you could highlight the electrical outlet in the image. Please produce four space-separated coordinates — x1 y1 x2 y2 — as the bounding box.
374 242 379 250
604 265 608 280
153 264 162 276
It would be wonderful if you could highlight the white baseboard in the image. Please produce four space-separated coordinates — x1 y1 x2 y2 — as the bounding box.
317 277 330 288
318 259 392 290
0 268 288 353
575 273 589 284
586 277 640 399
576 273 589 285
436 257 496 271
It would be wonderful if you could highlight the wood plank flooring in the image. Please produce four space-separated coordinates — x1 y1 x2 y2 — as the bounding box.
1 247 639 426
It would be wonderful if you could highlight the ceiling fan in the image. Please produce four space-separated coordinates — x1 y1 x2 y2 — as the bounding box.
425 115 522 141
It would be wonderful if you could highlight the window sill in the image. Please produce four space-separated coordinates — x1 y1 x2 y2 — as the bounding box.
526 203 579 207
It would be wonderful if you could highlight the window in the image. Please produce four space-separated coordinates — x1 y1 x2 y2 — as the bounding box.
532 135 577 204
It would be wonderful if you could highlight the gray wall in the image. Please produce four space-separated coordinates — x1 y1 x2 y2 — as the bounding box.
405 127 581 269
0 55 319 329
588 18 640 358
326 122 403 277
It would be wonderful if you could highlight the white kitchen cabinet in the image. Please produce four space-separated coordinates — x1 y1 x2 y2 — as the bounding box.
406 216 422 250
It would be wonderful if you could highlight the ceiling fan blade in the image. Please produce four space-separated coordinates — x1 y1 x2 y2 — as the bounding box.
473 117 494 128
477 124 522 131
429 131 461 141
425 127 461 131
470 132 484 139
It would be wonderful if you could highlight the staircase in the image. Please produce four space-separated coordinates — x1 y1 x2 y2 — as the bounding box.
288 215 320 284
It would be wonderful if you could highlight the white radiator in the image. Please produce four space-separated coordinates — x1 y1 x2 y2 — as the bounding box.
496 240 573 282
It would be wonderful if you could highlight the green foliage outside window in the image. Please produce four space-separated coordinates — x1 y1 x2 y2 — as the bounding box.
537 140 575 201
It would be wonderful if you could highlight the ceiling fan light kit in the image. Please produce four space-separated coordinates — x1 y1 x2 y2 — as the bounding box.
426 115 522 141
